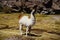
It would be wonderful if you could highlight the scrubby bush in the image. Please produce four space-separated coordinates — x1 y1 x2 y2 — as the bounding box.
3 5 12 13
0 3 3 12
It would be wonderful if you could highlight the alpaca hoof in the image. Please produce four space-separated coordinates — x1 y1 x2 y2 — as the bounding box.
20 33 23 35
26 34 28 36
25 35 28 37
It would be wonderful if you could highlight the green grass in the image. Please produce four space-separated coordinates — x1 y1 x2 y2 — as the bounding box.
0 13 60 40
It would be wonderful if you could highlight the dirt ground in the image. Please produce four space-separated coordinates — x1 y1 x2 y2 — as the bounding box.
0 13 60 40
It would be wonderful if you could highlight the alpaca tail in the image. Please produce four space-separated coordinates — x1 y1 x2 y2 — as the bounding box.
18 13 24 19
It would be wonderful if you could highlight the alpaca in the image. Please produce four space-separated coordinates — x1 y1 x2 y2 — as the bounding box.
19 9 36 36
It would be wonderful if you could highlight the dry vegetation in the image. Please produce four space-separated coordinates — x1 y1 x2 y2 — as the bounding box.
0 13 60 40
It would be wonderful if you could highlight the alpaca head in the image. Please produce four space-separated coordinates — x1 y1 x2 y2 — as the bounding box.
33 5 38 9
31 5 38 15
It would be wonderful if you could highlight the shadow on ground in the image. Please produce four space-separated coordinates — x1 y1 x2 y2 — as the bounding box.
32 29 60 35
23 33 42 37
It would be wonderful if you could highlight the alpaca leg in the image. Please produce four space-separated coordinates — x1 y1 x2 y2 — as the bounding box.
19 24 23 35
26 27 29 36
28 27 31 34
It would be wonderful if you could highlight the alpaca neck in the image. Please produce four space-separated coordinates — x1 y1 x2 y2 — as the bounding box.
30 9 35 20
